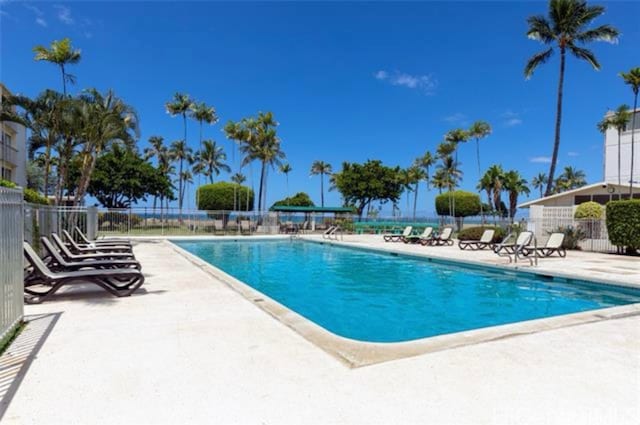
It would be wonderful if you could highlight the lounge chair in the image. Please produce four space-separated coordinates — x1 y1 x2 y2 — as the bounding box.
23 242 145 304
240 220 251 234
383 226 413 242
62 230 132 253
75 226 131 247
429 227 454 246
41 237 141 271
458 229 495 251
322 225 338 239
493 231 533 255
52 233 135 261
523 232 566 257
213 219 225 234
405 227 434 244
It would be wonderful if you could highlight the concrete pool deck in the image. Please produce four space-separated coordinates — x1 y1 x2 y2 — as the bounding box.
2 236 639 424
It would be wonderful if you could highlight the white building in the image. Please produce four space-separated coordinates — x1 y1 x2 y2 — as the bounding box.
0 83 27 188
603 107 640 186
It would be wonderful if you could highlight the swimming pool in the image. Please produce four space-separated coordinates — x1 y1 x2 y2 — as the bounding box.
173 239 640 343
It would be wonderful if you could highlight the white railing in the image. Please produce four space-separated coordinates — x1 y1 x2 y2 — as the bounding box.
0 187 23 342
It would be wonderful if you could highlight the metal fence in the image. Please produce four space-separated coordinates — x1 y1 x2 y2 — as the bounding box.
528 217 615 253
0 187 24 341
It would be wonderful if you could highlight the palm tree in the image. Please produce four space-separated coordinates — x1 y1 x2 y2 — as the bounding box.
33 38 81 95
436 141 459 221
531 172 548 198
170 140 193 214
468 121 492 221
179 170 194 210
482 165 505 216
73 89 139 207
555 166 587 192
190 102 218 202
310 161 332 207
231 172 246 185
279 163 292 196
503 170 530 222
408 165 427 219
143 135 167 213
165 92 193 150
524 0 618 197
598 105 631 186
194 140 230 184
416 151 434 189
431 169 450 195
444 129 469 221
620 67 640 195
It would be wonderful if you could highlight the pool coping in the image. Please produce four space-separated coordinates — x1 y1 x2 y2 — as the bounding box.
166 237 640 368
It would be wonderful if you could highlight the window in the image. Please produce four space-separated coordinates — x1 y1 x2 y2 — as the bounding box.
592 195 612 205
1 132 11 146
574 195 591 205
1 166 12 181
624 111 640 132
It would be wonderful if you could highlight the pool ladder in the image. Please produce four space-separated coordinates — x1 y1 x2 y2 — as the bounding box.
497 233 538 267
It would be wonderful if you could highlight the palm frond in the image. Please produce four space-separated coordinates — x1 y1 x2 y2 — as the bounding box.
568 45 600 70
524 48 553 78
575 25 619 44
526 15 555 43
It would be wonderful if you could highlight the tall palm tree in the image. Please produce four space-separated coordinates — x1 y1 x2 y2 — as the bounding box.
194 139 230 184
235 112 285 211
310 161 332 207
524 0 619 197
190 101 218 202
408 164 427 219
279 163 292 196
531 172 548 198
165 92 193 150
144 136 167 213
445 129 469 221
482 165 505 216
468 121 492 221
170 140 193 214
231 172 246 185
436 141 459 221
503 170 530 222
620 67 640 195
416 151 434 189
431 169 450 195
33 38 81 95
555 166 587 192
598 105 631 186
74 88 139 207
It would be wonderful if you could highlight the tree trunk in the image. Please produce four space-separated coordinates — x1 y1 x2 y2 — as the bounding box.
320 172 325 207
545 47 566 196
43 143 52 198
413 182 418 220
630 92 638 196
60 65 66 96
618 131 622 186
476 138 484 223
257 161 266 211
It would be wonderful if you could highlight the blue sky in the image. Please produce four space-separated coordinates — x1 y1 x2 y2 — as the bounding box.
2 1 639 214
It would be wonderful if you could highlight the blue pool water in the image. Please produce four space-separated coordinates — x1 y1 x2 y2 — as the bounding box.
173 239 640 342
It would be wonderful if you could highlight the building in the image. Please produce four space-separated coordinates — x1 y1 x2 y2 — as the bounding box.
603 107 640 185
518 182 633 208
0 83 27 187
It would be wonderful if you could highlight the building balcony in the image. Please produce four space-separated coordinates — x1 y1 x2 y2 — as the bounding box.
0 141 18 166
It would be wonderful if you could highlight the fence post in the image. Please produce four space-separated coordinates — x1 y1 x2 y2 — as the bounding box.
87 206 98 240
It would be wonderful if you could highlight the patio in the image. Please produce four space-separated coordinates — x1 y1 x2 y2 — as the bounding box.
1 237 639 424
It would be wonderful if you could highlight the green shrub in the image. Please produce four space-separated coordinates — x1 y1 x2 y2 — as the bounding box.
435 191 481 217
271 192 314 208
457 226 505 243
98 212 143 230
197 182 254 211
23 188 49 205
549 225 586 250
574 201 603 219
606 200 640 253
0 178 18 189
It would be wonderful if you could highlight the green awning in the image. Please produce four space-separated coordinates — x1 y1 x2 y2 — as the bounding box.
269 205 355 213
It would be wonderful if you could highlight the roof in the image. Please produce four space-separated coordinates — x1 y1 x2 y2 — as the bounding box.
269 205 355 213
518 182 630 208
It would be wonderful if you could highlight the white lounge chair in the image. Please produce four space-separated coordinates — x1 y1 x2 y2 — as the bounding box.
458 229 495 250
383 226 413 242
405 227 433 244
430 227 454 246
523 232 566 257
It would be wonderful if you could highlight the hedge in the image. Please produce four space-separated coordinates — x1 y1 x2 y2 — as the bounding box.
606 200 640 253
271 192 314 208
0 179 49 205
457 226 505 243
574 201 603 219
197 182 254 211
435 191 481 217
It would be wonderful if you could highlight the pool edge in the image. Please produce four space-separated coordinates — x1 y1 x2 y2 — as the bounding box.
166 238 640 369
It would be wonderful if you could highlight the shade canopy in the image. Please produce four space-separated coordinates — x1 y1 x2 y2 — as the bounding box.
269 205 355 213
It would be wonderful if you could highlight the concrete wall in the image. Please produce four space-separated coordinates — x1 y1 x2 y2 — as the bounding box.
603 108 640 185
0 84 27 188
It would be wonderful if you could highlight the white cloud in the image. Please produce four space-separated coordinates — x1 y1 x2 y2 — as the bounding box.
443 113 467 125
23 3 47 26
35 16 47 26
501 110 523 127
54 5 73 24
568 151 580 157
530 156 552 164
374 69 437 95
